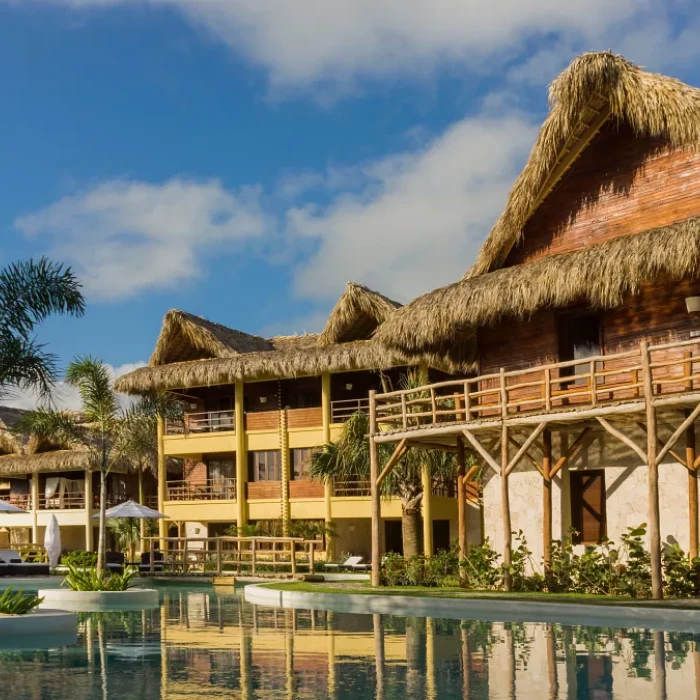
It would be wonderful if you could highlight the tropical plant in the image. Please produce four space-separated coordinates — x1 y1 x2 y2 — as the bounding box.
0 587 43 615
0 258 84 399
63 563 137 592
310 371 468 557
18 358 181 576
61 550 98 568
109 519 144 564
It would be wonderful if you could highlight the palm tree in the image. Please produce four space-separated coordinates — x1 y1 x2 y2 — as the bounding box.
310 410 458 558
18 357 180 576
110 517 157 563
0 258 84 398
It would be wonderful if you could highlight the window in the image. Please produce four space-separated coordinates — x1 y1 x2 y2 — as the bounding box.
291 448 317 480
557 313 601 380
206 458 234 482
570 469 607 544
247 451 281 482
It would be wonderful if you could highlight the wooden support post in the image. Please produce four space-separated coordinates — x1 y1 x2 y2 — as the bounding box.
157 417 167 549
501 423 512 592
149 538 155 575
370 390 382 587
688 410 699 560
216 537 222 576
456 436 468 572
235 379 247 529
291 539 297 576
642 340 663 600
309 542 315 575
422 462 433 557
85 468 94 552
183 537 188 574
321 372 335 561
251 539 257 575
542 428 553 571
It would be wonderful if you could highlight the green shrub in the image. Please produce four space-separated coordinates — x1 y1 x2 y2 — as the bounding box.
61 550 97 568
0 587 43 615
616 525 651 598
63 564 137 592
461 539 502 590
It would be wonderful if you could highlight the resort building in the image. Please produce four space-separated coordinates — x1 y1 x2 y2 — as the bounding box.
372 51 700 597
115 283 478 559
0 406 156 551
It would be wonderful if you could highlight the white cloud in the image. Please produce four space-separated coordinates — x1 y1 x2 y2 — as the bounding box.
15 178 270 301
1 362 147 411
16 0 669 93
286 111 537 302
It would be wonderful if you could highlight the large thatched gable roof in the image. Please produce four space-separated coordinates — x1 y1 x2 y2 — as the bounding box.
319 283 401 346
376 217 700 354
117 282 421 393
150 309 273 366
468 51 700 279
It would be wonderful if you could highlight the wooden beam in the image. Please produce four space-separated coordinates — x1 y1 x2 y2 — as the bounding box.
542 428 553 571
456 437 468 574
656 402 700 465
687 410 699 560
550 428 593 479
506 423 547 476
501 424 512 592
376 439 409 486
462 430 500 474
508 436 544 475
637 421 688 468
405 441 458 453
596 417 647 463
369 390 381 587
641 340 663 600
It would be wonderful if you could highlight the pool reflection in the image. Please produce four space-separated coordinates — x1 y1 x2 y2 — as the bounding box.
2 587 700 699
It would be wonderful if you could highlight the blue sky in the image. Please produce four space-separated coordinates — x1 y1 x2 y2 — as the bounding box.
2 1 700 406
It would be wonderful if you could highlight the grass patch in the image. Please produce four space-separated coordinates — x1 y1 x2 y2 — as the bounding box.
261 581 700 609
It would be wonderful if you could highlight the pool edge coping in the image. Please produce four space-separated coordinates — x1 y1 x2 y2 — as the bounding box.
244 583 700 632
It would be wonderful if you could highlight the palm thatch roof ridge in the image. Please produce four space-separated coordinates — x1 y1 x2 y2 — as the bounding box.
375 217 700 354
319 282 402 346
468 51 700 278
150 309 273 365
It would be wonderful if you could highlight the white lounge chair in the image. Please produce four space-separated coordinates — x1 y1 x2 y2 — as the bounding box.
325 556 369 572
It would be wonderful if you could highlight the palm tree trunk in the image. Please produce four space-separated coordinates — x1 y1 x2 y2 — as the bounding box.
402 505 423 558
97 467 107 577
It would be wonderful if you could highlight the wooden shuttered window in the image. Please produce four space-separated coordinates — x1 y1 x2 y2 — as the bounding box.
570 469 607 544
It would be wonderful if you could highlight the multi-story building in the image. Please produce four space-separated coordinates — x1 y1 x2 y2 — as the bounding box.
116 283 477 559
0 406 153 550
372 51 700 596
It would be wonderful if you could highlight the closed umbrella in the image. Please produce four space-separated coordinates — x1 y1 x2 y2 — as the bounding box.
44 513 61 569
93 500 166 520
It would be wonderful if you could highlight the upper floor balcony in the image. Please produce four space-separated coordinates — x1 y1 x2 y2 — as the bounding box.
0 493 130 511
372 337 700 438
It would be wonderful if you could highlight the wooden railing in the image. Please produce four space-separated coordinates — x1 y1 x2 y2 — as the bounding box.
373 339 700 431
331 398 370 422
38 493 86 510
0 495 31 510
166 478 236 501
165 410 235 435
332 480 371 497
143 535 319 576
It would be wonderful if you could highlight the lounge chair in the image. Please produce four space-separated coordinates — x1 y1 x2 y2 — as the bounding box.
106 551 125 574
0 549 50 576
325 556 370 572
138 551 165 573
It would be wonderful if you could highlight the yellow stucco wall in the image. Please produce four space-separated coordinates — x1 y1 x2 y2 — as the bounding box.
164 431 236 456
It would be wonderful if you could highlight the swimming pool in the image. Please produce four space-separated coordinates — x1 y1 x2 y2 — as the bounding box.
0 583 696 699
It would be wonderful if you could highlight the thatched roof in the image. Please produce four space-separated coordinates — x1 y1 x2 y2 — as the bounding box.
150 309 273 365
468 51 700 279
0 450 92 475
117 281 431 393
375 217 700 354
319 283 401 345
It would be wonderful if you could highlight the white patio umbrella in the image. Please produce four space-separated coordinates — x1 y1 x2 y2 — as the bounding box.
44 513 62 569
0 501 27 514
93 500 166 520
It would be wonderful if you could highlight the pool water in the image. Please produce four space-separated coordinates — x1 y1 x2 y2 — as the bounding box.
0 584 698 699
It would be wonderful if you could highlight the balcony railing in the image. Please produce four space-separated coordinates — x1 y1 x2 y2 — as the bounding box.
38 493 86 510
332 480 371 497
166 410 235 436
166 478 236 502
373 338 700 432
331 398 369 423
0 495 31 510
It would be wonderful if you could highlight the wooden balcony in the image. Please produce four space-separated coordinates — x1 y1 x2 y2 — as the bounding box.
0 495 31 510
288 479 324 498
38 493 86 510
372 338 700 439
166 410 235 435
166 478 236 502
331 398 369 423
332 480 371 497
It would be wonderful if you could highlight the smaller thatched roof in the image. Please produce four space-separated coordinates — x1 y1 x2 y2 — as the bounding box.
375 217 700 354
319 283 401 345
0 450 92 475
150 309 273 365
468 51 700 279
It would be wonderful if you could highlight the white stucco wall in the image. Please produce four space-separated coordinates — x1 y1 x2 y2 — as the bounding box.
482 426 696 572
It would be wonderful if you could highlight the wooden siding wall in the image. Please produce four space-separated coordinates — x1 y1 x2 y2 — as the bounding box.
505 122 700 267
288 480 325 498
183 459 207 486
246 481 282 500
245 411 280 431
286 407 323 429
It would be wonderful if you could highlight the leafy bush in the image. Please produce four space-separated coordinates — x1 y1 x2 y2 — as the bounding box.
461 539 502 590
61 550 98 568
0 587 43 615
63 564 137 592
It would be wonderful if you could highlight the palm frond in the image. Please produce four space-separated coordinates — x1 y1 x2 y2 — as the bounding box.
0 335 56 398
65 356 118 425
15 408 85 446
